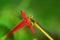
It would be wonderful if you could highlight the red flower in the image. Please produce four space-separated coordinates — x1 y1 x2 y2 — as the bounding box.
6 10 35 37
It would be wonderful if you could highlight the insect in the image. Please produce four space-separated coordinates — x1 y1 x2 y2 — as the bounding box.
2 10 35 39
29 17 54 40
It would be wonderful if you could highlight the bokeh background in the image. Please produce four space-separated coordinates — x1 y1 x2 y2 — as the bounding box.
0 0 60 40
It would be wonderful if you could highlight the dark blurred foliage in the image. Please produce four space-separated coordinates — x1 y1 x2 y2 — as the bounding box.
0 0 60 40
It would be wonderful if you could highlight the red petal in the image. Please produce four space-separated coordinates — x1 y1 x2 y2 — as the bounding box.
20 10 27 19
27 21 35 33
6 20 26 37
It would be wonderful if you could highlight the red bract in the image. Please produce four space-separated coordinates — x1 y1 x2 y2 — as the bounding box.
5 10 35 37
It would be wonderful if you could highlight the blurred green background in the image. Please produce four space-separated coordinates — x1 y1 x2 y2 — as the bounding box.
0 0 60 40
